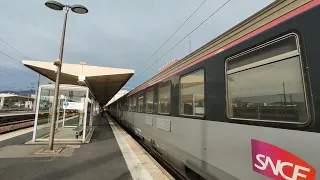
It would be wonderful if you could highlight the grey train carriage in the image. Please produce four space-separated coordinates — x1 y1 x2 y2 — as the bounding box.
108 1 320 179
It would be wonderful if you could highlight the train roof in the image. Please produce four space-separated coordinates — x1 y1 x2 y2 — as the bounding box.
127 0 315 96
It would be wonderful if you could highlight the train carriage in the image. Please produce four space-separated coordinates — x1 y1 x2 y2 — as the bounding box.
108 0 320 179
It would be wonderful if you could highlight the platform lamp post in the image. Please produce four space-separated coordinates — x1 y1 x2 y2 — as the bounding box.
45 0 88 151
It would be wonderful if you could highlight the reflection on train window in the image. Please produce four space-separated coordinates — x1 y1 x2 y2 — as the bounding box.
129 97 132 111
226 34 308 124
125 98 129 111
117 101 120 111
180 70 205 116
146 89 154 113
158 83 171 114
132 95 137 112
121 100 124 111
138 93 144 112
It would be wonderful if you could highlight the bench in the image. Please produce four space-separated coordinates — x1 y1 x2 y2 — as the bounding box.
73 126 83 139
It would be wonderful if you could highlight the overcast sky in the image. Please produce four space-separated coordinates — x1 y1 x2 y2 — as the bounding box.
0 0 273 91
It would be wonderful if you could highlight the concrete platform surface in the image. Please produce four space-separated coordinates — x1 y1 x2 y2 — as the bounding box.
0 115 174 180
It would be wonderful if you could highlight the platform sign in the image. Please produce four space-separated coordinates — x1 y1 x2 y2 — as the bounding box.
63 101 84 110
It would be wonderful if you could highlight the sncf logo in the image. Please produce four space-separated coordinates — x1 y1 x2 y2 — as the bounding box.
251 139 316 180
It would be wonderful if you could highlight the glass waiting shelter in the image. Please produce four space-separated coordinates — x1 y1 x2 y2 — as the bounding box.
32 84 98 143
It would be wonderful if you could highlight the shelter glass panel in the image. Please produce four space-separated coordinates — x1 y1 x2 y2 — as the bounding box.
34 85 89 142
35 88 54 139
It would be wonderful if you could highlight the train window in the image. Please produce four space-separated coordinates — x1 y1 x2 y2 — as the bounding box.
146 89 154 113
226 33 309 124
227 35 297 70
138 93 144 112
132 95 137 112
158 83 171 114
180 70 205 116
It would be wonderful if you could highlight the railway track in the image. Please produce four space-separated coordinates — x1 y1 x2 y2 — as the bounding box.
0 113 78 135
0 119 35 134
0 113 38 134
0 119 34 127
0 111 79 133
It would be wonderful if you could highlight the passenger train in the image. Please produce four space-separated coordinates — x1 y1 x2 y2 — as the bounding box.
108 0 320 179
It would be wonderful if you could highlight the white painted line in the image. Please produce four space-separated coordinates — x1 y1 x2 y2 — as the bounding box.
0 112 34 117
0 127 33 142
108 119 153 180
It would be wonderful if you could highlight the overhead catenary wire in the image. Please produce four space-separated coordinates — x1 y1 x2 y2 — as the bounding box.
129 0 231 86
0 49 36 78
0 37 38 78
0 49 29 66
0 38 31 59
0 37 40 95
134 0 207 75
0 59 35 78
0 66 36 83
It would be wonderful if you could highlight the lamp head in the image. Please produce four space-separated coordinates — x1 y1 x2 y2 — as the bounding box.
45 1 64 11
71 4 88 14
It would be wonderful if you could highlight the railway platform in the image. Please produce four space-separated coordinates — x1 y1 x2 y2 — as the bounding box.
0 111 34 117
0 114 173 180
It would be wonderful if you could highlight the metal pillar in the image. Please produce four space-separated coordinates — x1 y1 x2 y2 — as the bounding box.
48 7 69 150
27 90 30 112
33 73 40 111
0 97 4 109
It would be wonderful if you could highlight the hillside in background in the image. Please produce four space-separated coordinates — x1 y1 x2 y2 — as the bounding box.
0 89 36 95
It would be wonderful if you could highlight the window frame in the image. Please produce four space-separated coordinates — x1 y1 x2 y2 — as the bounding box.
132 95 137 112
225 33 310 125
145 88 154 114
179 68 206 118
128 96 132 112
157 81 172 115
125 98 129 111
138 92 144 113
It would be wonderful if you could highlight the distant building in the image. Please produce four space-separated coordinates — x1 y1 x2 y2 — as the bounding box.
106 89 129 106
0 93 35 110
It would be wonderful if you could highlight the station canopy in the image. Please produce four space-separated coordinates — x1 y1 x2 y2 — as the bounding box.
22 60 134 105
